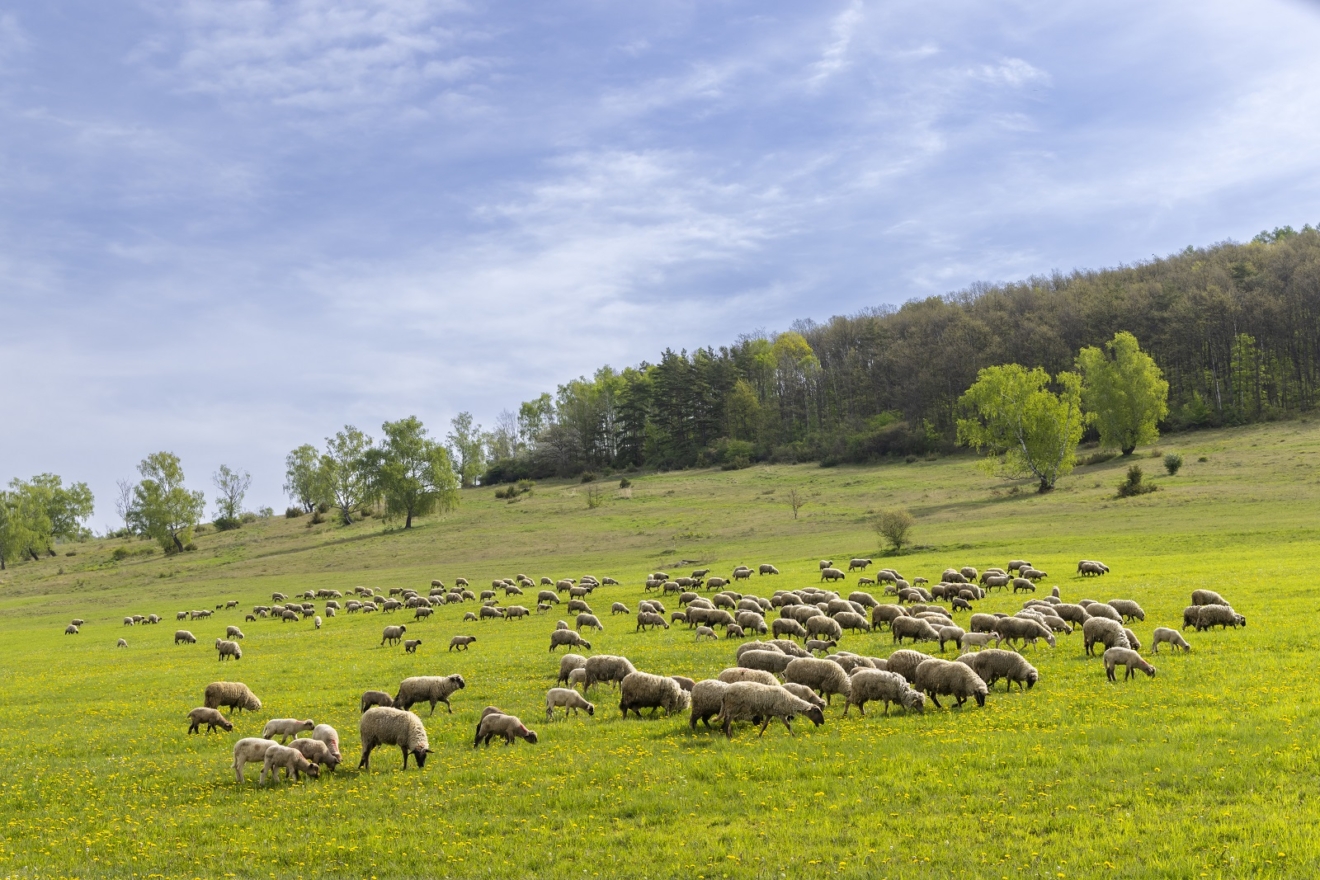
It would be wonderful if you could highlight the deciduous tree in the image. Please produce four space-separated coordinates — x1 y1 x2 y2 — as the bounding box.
378 417 460 529
321 427 376 525
128 453 204 553
212 465 252 529
1076 331 1170 455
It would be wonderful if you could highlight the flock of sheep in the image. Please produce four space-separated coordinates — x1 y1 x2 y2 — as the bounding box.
60 555 1249 780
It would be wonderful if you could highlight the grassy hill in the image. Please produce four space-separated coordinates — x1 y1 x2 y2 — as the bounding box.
1 420 1318 878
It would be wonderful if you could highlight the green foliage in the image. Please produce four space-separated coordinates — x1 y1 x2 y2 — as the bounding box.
1164 453 1184 475
957 364 1087 492
1077 332 1170 456
127 452 205 553
283 444 330 513
584 485 605 509
284 507 303 519
579 471 597 483
874 507 915 552
447 412 486 489
377 416 460 529
320 426 377 526
618 477 631 489
0 474 95 568
1116 464 1158 498
212 464 252 529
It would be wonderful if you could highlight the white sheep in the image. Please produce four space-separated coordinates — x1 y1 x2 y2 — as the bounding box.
232 737 279 783
262 718 315 743
359 707 430 770
545 687 595 721
618 672 691 718
1103 647 1157 681
1151 627 1190 654
844 669 925 716
393 674 466 715
717 682 825 738
260 743 321 784
312 723 341 761
474 712 539 747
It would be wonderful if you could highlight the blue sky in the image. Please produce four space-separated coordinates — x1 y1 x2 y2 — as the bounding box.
3 0 1320 527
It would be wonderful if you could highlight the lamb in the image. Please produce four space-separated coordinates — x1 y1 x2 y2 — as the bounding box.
913 658 988 708
174 630 197 645
635 612 669 632
611 602 630 615
738 650 794 675
549 629 592 651
718 667 780 686
204 681 261 714
780 682 827 711
619 672 691 718
557 653 588 686
694 625 718 641
359 706 430 769
1191 589 1227 607
215 639 242 661
717 681 826 738
1107 599 1146 622
1152 627 1191 654
936 625 965 652
1192 604 1247 631
545 687 595 721
262 718 315 743
582 655 637 690
1082 617 1131 655
381 625 408 646
315 616 322 629
805 638 837 654
844 669 926 716
783 657 853 706
474 712 539 747
394 674 466 715
64 624 80 635
312 723 340 761
187 707 234 734
957 649 1039 692
288 737 341 773
1103 647 1157 681
884 649 933 684
959 631 1000 652
1124 628 1142 652
232 737 281 783
689 680 730 729
892 616 940 645
116 638 128 648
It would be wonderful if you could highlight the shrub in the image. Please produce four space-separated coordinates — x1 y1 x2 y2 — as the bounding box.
1198 456 1209 462
310 510 326 525
618 477 631 489
585 486 605 509
904 455 917 464
874 508 915 552
580 471 597 484
1164 453 1184 476
213 517 241 532
1117 465 1158 498
315 501 330 514
183 542 198 552
285 507 303 518
1081 451 1117 466
65 550 76 557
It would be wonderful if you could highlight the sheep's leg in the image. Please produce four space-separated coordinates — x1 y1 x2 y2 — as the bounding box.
927 692 942 709
359 743 374 769
401 746 411 769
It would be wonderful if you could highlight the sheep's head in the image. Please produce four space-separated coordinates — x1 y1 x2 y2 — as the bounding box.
451 674 467 690
244 694 263 712
804 706 826 727
1145 666 1157 678
973 690 987 707
903 690 926 712
413 748 430 768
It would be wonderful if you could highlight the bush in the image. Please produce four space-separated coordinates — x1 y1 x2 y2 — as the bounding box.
1117 465 1158 498
495 480 536 500
580 471 597 483
1198 456 1209 462
315 501 331 514
618 477 631 489
213 517 241 532
874 508 915 552
285 507 303 518
1081 451 1117 466
310 510 326 525
585 486 605 509
1164 453 1184 476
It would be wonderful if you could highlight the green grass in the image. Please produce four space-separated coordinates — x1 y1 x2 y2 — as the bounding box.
2 420 1320 878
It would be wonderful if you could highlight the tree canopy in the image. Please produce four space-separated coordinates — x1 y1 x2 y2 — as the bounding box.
283 444 329 513
212 465 252 528
1077 331 1170 455
0 474 95 567
128 453 205 553
377 416 460 528
321 426 377 525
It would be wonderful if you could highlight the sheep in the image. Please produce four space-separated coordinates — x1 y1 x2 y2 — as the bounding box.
1103 647 1157 682
232 737 281 783
1191 589 1227 607
736 641 782 659
805 638 837 654
1152 627 1191 654
694 625 718 641
582 655 637 690
828 654 874 673
576 613 604 632
689 680 731 729
848 558 872 571
892 616 940 645
1082 617 1131 655
479 606 505 621
381 625 408 646
671 675 695 692
1083 602 1122 623
759 564 780 575
718 681 826 738
557 654 588 686
1053 603 1091 626
549 629 592 651
538 590 560 605
820 567 846 582
783 657 852 706
394 674 466 715
719 667 781 686
474 713 539 747
819 560 834 570
833 611 871 634
611 602 630 616
913 658 988 708
1011 577 1036 593
359 706 430 770
957 649 1039 692
805 615 844 641
448 635 476 652
771 617 808 640
736 611 768 634
204 681 261 715
779 682 827 712
845 669 926 716
360 690 394 713
225 625 245 640
116 638 128 648
215 639 242 661
636 612 669 632
993 617 1056 650
314 616 322 629
739 650 794 675
555 620 568 630
187 707 234 734
1124 628 1142 652
1192 604 1247 631
261 718 314 743
959 631 1000 652
619 672 691 718
545 687 595 721
174 630 197 645
288 737 341 773
937 625 965 652
884 649 933 684
568 668 587 690
312 723 340 761
870 605 908 630
1106 599 1145 622
403 639 423 654
505 606 530 620
767 639 810 657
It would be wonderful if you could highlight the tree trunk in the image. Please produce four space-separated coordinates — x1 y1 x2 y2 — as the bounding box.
1121 446 1135 456
1037 479 1053 494
173 533 185 553
405 511 413 529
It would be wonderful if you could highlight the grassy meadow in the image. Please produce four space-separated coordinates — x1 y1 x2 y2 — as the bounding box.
2 421 1319 879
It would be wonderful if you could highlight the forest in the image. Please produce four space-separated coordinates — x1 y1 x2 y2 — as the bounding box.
482 225 1320 481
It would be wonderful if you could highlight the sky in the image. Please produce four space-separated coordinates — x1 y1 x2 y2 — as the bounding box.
3 0 1320 529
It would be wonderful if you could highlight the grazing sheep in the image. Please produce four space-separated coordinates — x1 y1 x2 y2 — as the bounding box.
739 650 794 675
805 615 844 641
225 626 245 640
845 669 925 716
1191 589 1227 607
936 625 965 652
884 649 933 684
767 639 810 657
819 560 834 570
187 707 234 734
1106 599 1145 622
780 682 827 711
449 635 476 652
582 655 637 691
311 723 340 761
957 649 1038 692
611 602 630 616
174 630 197 645
1053 603 1091 626
360 690 394 713
759 564 780 575
993 617 1056 650
115 637 127 648
619 672 691 718
771 617 808 640
1152 627 1191 654
504 605 530 620
718 667 781 686
892 616 941 645
1103 647 1157 681
557 653 588 686
636 612 669 632
1011 577 1036 593
820 568 846 582
833 611 871 634
689 680 731 729
474 713 539 747
555 620 568 630
694 625 718 641
1191 604 1247 631
549 629 592 651
393 675 466 715
215 639 242 661
736 641 782 659
913 658 988 708
783 657 853 706
1082 617 1131 655
65 624 80 636
848 558 873 571
381 625 408 646
545 687 595 721
288 737 341 773
1124 628 1142 652
359 707 430 770
479 606 505 621
576 613 604 632
232 737 281 783
261 718 314 743
870 605 908 630
718 682 826 738
204 681 261 715
1084 602 1122 623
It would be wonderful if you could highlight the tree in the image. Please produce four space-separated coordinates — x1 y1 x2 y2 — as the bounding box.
212 465 252 529
321 426 377 525
957 365 1087 493
2 474 94 562
1076 331 1170 455
874 508 915 552
127 453 205 553
447 412 486 488
787 488 805 520
377 416 460 528
114 479 135 532
283 444 329 513
0 492 20 570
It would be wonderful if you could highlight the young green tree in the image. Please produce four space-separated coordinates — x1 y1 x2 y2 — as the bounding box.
212 465 252 529
0 491 23 569
283 444 329 513
874 508 915 552
321 426 377 525
377 416 460 528
1076 331 1170 455
127 453 205 553
957 365 1087 493
2 475 95 561
447 412 486 488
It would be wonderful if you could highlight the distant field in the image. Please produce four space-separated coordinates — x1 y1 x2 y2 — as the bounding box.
1 421 1318 879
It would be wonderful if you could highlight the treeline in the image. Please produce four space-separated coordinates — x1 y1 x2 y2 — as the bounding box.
482 225 1320 481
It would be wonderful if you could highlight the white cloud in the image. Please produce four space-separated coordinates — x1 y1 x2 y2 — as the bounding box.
808 0 864 86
